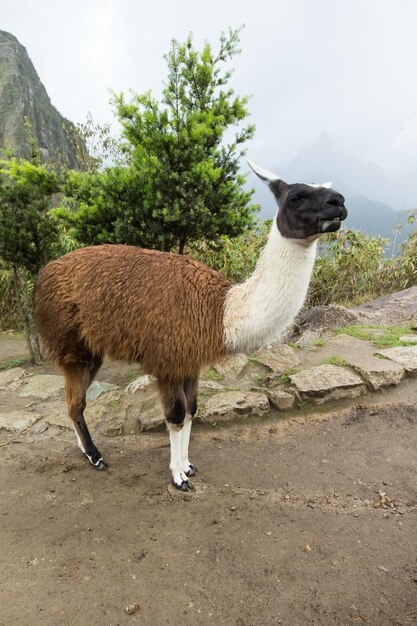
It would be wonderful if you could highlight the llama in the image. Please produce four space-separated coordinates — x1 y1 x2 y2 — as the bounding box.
34 161 347 490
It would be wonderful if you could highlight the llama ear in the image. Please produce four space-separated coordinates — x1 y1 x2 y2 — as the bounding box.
308 181 333 189
247 159 281 183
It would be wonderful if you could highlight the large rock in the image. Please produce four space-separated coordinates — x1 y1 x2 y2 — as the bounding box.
0 410 41 432
342 354 405 390
213 353 248 380
376 346 417 373
201 391 270 423
86 381 119 401
125 374 155 394
41 400 70 429
254 344 300 373
132 390 165 432
132 391 165 431
42 391 123 431
0 367 25 389
291 304 361 346
289 364 366 404
354 286 417 326
18 375 65 400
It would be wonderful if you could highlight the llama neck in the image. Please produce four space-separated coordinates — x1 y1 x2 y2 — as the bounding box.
223 223 318 353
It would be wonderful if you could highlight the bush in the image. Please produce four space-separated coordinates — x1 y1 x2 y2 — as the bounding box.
0 267 20 331
306 229 391 307
188 220 270 283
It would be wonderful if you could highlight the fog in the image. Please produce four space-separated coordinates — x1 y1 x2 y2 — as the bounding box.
3 0 417 207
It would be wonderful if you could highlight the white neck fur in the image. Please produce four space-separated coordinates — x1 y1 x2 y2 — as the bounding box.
223 221 318 352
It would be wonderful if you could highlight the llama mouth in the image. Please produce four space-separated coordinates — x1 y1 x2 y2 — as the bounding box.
320 217 343 232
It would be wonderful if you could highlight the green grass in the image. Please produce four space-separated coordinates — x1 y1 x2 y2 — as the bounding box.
288 341 300 351
127 369 143 383
277 368 302 384
334 325 415 349
323 355 348 366
313 339 327 347
203 368 224 382
0 332 25 340
0 356 28 371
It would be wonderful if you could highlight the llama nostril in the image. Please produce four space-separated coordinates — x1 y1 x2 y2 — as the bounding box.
327 198 343 207
327 192 345 207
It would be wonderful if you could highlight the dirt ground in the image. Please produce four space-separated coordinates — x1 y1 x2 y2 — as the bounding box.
1 395 417 625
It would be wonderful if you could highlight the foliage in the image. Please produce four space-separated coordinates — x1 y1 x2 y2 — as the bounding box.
189 220 417 306
60 28 258 253
306 229 390 307
188 220 270 282
0 157 60 273
0 266 19 330
76 112 125 170
0 356 28 371
0 154 61 360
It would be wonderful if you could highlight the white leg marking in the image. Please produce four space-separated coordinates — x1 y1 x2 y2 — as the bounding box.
168 424 187 486
73 426 86 454
181 415 192 473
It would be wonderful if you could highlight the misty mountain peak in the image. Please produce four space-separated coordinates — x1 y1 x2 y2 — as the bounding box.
0 29 88 169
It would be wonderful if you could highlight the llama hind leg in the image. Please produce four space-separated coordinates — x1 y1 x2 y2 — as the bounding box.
182 377 199 477
62 362 108 470
159 379 194 491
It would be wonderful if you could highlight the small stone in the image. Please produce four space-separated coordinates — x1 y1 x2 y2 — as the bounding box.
125 603 140 615
213 353 248 380
399 335 417 344
267 389 295 411
254 344 300 374
125 375 155 394
266 531 272 536
199 380 224 392
290 364 365 404
342 354 405 390
201 391 269 423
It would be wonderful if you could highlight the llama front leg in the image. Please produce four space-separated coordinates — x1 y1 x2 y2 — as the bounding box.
168 424 192 490
159 379 194 491
180 416 196 477
181 377 199 477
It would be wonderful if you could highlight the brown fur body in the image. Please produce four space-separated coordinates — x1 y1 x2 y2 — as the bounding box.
34 244 231 380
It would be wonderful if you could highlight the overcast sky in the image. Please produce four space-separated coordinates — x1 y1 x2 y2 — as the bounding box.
2 0 417 176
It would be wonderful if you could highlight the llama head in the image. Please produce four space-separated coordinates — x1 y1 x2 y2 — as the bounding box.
248 160 347 240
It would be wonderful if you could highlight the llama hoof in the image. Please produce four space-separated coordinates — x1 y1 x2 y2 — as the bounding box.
185 463 198 477
94 458 109 470
185 478 195 490
86 453 108 470
172 479 192 492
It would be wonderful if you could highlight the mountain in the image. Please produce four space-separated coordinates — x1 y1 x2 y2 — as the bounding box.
280 132 391 204
0 30 88 169
345 196 413 255
248 134 416 254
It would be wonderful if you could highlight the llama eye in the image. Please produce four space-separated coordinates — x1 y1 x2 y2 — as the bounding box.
289 193 306 205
